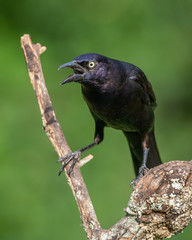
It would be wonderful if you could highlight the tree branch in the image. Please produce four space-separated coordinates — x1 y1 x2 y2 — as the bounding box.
21 34 101 239
21 34 192 240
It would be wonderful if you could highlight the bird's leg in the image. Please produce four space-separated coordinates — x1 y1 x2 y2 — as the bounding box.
138 147 149 174
131 147 149 186
139 134 150 172
131 134 150 186
57 121 105 176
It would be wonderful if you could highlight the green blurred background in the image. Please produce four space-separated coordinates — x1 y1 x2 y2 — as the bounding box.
0 0 192 239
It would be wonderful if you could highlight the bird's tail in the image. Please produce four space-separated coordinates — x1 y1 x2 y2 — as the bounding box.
123 129 162 175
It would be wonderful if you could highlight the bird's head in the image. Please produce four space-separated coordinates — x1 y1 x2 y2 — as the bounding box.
58 53 111 87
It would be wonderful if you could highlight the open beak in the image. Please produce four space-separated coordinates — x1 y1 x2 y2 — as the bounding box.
58 60 85 85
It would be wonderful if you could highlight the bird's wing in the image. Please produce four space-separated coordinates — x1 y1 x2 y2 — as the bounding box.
129 69 157 107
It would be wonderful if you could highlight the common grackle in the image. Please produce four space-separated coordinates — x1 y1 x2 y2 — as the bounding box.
58 53 162 183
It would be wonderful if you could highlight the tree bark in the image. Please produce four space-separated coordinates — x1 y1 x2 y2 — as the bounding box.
21 34 192 240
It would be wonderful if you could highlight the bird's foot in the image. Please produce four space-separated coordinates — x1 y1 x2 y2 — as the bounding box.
131 147 150 186
57 151 81 176
131 164 149 187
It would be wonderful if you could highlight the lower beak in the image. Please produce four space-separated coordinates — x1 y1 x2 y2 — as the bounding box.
60 73 85 85
58 60 85 85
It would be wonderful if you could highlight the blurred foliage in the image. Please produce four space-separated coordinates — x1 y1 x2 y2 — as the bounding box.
0 0 192 239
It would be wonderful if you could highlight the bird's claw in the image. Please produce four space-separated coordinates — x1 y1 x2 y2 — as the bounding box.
57 151 81 176
131 165 149 187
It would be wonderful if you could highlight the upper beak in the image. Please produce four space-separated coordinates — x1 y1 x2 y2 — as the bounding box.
58 60 85 85
58 60 80 71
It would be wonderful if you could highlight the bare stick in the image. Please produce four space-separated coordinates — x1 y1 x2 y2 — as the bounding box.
21 34 101 239
21 34 192 240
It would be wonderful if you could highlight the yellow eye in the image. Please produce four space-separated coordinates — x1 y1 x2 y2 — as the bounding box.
88 61 95 68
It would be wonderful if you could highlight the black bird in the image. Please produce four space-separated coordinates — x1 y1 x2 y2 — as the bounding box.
58 53 161 183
